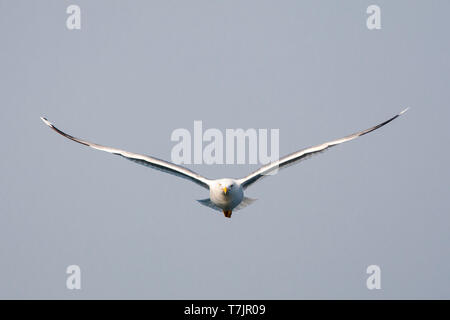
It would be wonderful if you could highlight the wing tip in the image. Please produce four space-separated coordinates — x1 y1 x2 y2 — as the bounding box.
399 107 410 116
40 116 53 127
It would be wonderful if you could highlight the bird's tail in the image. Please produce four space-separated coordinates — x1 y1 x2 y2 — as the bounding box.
234 197 257 211
197 197 257 212
197 198 222 211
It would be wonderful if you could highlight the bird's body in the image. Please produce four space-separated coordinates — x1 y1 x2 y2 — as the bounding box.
41 108 408 218
209 179 243 217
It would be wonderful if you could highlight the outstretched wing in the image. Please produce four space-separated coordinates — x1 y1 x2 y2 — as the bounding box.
41 117 211 189
238 108 409 189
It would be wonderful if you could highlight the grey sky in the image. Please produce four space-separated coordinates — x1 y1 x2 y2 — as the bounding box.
0 0 449 299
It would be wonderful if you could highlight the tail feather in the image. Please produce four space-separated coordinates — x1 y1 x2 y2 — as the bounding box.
234 197 257 211
197 197 257 213
197 198 222 211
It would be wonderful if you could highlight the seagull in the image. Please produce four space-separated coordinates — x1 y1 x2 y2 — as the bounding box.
41 108 408 218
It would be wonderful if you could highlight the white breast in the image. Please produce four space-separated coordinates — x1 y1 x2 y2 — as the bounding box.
210 185 244 210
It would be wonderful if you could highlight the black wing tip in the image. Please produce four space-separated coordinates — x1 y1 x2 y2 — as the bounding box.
40 116 53 127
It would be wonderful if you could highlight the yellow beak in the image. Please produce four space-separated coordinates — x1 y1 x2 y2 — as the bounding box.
222 187 228 195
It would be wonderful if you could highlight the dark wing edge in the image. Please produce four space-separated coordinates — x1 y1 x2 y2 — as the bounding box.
40 117 211 189
238 108 409 189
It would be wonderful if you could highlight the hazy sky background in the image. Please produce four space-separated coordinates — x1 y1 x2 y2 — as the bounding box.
1 0 449 299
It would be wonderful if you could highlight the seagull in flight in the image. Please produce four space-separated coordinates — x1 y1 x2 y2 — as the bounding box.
41 108 408 218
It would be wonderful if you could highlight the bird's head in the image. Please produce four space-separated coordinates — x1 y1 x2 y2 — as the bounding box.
215 179 238 196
